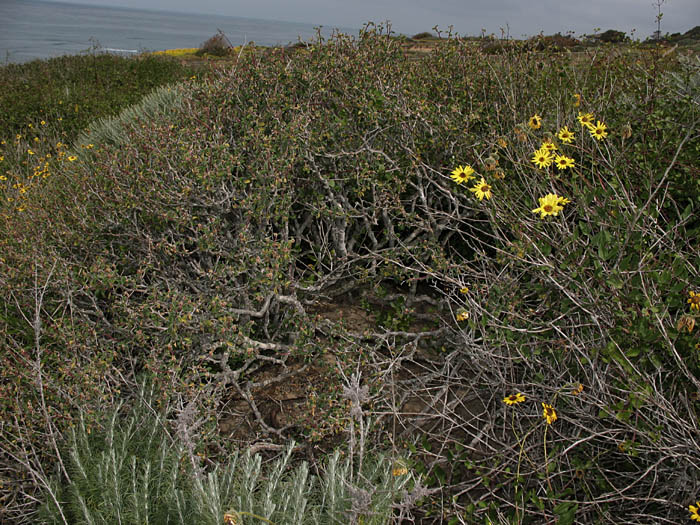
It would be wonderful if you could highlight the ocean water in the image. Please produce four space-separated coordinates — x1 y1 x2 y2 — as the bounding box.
0 0 358 64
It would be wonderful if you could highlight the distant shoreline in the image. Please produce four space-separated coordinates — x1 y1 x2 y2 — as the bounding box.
0 0 358 64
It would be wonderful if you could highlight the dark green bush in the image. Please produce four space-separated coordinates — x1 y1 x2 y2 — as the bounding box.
599 29 627 43
0 53 197 143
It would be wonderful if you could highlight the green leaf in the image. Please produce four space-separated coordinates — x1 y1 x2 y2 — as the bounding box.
553 502 578 525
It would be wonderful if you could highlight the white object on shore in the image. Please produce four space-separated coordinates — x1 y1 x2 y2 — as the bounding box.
101 48 138 53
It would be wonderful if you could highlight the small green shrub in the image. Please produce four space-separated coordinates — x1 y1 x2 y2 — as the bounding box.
196 32 232 57
599 29 627 43
411 32 435 40
0 54 197 143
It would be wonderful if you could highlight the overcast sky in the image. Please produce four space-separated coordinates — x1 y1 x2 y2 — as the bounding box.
39 0 699 38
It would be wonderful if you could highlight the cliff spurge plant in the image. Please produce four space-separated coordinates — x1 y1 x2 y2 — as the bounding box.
450 164 475 184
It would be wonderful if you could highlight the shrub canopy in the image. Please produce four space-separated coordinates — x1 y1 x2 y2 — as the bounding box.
1 28 699 523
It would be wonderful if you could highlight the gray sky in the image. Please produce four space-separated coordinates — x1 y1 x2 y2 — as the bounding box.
41 0 700 38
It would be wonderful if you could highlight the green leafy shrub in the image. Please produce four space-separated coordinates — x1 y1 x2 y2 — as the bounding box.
599 29 627 43
411 32 435 40
1 26 698 524
0 53 197 143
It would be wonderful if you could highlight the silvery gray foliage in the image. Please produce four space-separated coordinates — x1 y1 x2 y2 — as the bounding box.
76 83 186 147
39 384 417 524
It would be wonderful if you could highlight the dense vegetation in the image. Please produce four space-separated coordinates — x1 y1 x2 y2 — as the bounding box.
1 28 699 524
0 52 198 141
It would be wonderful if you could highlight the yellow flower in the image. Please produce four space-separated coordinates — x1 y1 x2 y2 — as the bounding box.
532 193 567 219
554 155 575 170
0 156 4 162
456 310 470 321
469 177 492 201
573 93 581 107
589 121 608 140
450 165 475 184
503 393 526 405
577 112 595 129
392 459 409 476
497 137 508 148
460 287 469 294
531 148 553 169
690 502 700 522
542 403 557 424
689 291 700 311
67 155 77 162
571 383 584 395
558 126 575 144
542 141 557 155
27 149 34 155
528 114 542 130
40 120 46 125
